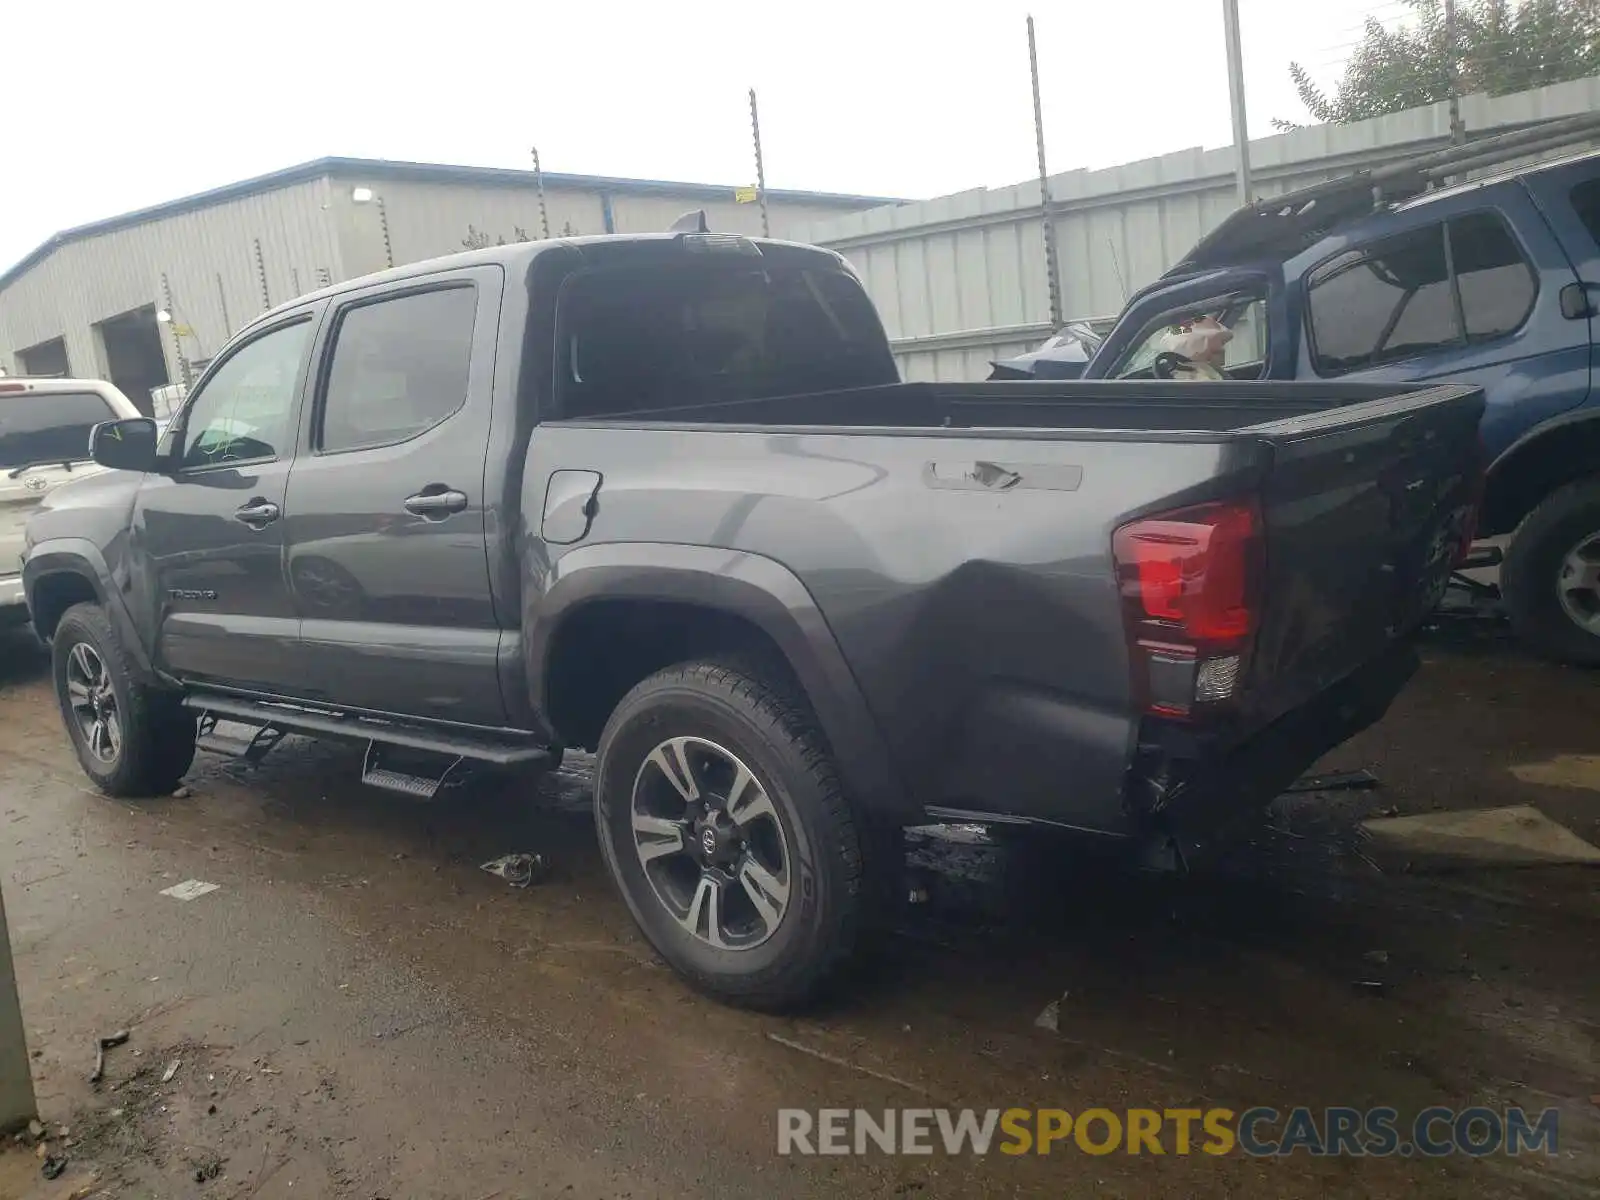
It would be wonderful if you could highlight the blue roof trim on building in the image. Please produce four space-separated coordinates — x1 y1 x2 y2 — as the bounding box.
0 156 902 289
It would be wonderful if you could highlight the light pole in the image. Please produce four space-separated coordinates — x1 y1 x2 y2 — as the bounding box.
1222 0 1253 207
351 187 395 269
1026 15 1064 330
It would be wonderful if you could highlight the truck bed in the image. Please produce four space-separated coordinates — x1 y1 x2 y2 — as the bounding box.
559 379 1446 436
533 379 1485 841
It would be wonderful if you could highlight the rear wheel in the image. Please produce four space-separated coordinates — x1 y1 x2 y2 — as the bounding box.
594 661 862 1010
52 603 196 796
1503 480 1600 667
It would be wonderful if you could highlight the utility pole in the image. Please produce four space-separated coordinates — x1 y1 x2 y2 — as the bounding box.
1221 0 1254 206
0 885 37 1135
1027 15 1064 329
748 89 771 238
1445 0 1466 145
531 147 551 238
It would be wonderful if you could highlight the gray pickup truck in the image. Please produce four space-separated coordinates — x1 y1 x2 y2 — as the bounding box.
22 232 1482 1008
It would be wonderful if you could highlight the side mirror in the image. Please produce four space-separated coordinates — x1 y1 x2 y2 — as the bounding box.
89 417 160 472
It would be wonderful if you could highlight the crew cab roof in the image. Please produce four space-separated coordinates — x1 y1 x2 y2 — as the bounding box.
246 233 854 333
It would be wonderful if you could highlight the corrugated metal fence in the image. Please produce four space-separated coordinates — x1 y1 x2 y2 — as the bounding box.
798 75 1600 381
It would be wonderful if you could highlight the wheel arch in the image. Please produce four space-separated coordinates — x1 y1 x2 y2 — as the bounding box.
22 540 156 679
527 543 911 821
1483 409 1600 537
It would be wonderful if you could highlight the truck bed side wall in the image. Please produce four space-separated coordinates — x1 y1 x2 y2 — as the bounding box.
522 424 1263 832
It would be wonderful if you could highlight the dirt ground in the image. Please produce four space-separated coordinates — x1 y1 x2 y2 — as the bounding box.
0 620 1597 1199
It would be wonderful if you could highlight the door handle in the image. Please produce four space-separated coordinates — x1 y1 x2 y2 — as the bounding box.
234 499 281 527
404 487 469 518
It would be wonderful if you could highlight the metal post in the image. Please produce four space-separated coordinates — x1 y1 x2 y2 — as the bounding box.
1027 15 1064 329
160 273 192 388
0 885 37 1134
531 147 551 239
253 239 271 312
749 89 771 238
216 272 232 337
1445 0 1465 145
375 199 395 269
1221 0 1253 206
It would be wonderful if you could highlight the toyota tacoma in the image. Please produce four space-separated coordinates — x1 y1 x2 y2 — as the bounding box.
23 232 1483 1008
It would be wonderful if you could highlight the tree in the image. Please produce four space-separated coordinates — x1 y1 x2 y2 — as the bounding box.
1277 0 1600 129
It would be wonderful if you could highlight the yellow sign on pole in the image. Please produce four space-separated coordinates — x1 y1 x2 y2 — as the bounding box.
734 185 758 204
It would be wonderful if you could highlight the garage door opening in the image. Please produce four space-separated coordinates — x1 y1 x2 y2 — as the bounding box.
16 336 70 377
94 306 169 416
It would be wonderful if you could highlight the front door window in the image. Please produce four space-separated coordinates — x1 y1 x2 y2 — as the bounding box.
1112 295 1269 380
178 320 311 469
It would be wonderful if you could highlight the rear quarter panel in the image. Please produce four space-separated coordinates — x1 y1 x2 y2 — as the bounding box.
524 423 1265 831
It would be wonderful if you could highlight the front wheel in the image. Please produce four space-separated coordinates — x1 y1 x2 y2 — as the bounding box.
51 603 197 796
1502 480 1600 667
594 661 863 1010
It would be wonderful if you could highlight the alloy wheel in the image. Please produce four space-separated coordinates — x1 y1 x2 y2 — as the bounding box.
1557 529 1600 636
65 641 122 764
630 735 792 950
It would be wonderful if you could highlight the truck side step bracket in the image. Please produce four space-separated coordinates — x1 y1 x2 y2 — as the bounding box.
195 714 287 764
360 742 464 800
182 692 557 767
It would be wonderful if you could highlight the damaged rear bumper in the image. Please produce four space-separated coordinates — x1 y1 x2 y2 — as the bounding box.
1128 641 1420 864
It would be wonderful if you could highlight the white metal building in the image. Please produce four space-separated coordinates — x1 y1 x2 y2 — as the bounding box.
797 74 1600 380
0 157 895 413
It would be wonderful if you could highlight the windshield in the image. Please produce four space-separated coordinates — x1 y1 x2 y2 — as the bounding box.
556 264 898 418
0 391 116 469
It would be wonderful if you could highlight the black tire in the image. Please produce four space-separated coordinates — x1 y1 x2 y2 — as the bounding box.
594 661 862 1010
1502 480 1600 667
52 603 197 797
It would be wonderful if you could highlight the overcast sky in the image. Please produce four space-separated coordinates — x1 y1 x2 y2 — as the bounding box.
5 0 1408 271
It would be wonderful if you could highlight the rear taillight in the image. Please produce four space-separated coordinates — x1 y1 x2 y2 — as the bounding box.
1112 496 1264 720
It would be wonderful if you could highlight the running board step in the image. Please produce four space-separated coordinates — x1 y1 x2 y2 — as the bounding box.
195 715 287 763
1458 544 1504 570
361 742 463 800
182 693 558 767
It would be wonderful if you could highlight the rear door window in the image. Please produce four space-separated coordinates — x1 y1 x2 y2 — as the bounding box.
0 391 116 470
1452 212 1537 340
1308 212 1535 374
1308 224 1454 373
317 286 478 454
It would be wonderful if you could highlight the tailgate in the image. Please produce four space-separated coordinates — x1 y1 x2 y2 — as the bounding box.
1244 383 1484 728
